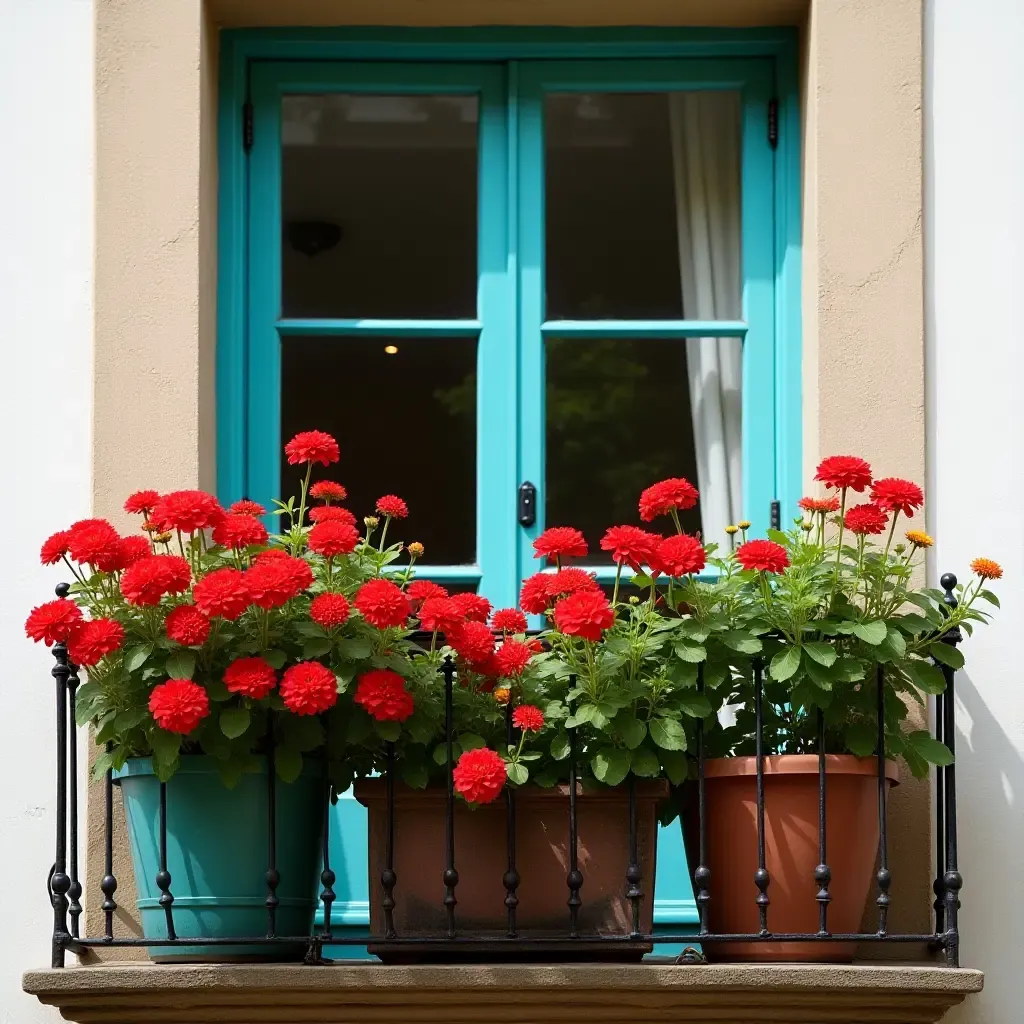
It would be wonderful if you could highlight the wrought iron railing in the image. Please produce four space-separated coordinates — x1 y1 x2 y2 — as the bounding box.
45 576 964 967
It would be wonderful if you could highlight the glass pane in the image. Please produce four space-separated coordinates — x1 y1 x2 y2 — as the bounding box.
281 94 478 319
545 91 741 321
545 337 741 559
281 336 477 565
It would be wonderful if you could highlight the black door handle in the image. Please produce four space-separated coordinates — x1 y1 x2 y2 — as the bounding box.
518 481 537 528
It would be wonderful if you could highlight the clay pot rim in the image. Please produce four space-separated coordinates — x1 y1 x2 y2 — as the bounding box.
354 777 671 806
704 753 899 785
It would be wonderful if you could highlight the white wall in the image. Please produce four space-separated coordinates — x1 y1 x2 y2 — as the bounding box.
0 0 93 1020
927 1 1024 1021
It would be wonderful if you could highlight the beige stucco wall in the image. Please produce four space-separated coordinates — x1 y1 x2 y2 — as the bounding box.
90 0 928 953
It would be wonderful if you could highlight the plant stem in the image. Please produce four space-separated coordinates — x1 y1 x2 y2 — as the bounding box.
827 487 848 611
611 562 623 607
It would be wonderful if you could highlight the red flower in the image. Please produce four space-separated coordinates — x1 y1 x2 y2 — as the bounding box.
149 679 210 734
308 505 358 528
553 591 615 642
491 608 528 634
25 599 83 646
971 557 1003 581
150 490 225 534
600 525 662 571
526 637 544 654
224 656 277 700
375 495 409 519
870 478 924 518
519 573 552 615
354 669 415 722
798 496 841 514
736 539 790 574
192 567 250 620
124 490 160 516
658 534 706 577
547 568 600 599
280 661 338 715
68 618 125 667
120 555 192 606
165 605 211 647
639 477 699 522
115 536 151 570
310 592 351 629
40 530 72 566
407 580 449 608
844 503 889 536
228 499 266 517
511 704 545 733
308 520 359 558
814 455 873 493
532 526 587 562
310 481 347 502
495 639 533 679
450 592 492 623
67 519 122 571
418 597 464 634
212 514 268 550
355 578 410 630
246 556 313 609
450 620 495 665
284 430 339 466
453 748 507 804
252 548 289 563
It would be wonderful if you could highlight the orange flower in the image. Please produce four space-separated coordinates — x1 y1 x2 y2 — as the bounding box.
970 558 1003 581
905 530 933 549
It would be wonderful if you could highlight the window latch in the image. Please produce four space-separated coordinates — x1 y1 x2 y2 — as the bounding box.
518 482 537 528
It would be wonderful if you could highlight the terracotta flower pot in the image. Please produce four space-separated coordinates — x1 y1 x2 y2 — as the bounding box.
355 779 669 962
685 754 899 962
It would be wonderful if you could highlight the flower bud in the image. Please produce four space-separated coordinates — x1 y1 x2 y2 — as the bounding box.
725 525 739 536
364 516 379 530
494 687 511 705
738 520 752 530
407 541 425 558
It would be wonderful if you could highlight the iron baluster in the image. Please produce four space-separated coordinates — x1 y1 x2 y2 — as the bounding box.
754 661 770 935
320 773 336 940
694 664 710 935
67 659 82 940
503 701 520 938
625 774 642 938
940 573 963 967
565 682 583 937
933 685 946 937
157 781 176 940
442 656 459 937
101 743 117 941
265 714 279 937
381 741 397 939
815 708 832 935
50 632 71 968
875 665 891 935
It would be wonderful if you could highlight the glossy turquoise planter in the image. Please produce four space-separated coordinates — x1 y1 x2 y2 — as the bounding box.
114 755 323 962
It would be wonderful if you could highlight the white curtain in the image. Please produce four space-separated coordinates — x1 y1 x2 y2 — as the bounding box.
669 92 744 545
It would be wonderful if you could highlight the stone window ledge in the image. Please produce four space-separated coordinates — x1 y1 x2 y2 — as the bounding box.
24 962 982 1024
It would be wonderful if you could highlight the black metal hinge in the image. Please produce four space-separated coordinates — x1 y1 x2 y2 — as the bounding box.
242 101 254 153
770 499 781 531
768 97 779 149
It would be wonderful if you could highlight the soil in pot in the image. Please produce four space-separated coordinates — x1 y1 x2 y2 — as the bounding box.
115 755 324 962
683 754 899 962
355 779 668 963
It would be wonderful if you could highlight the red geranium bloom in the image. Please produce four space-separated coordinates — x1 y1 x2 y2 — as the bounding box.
639 477 699 522
309 481 347 502
971 557 1003 581
115 535 151 570
124 490 160 516
519 573 551 615
450 620 495 665
547 568 600 599
355 578 411 630
511 704 545 733
192 567 250 620
798 496 841 514
252 548 289 564
600 525 662 571
407 580 449 608
228 499 266 517
354 669 415 722
495 638 533 679
418 597 464 634
814 455 873 493
284 430 340 466
224 656 277 700
67 519 122 571
212 514 268 550
308 520 359 558
491 608 528 634
553 590 615 642
532 526 588 562
308 505 358 528
165 605 211 647
68 618 125 667
245 556 313 609
453 747 507 805
280 661 338 715
526 637 544 654
25 599 83 646
150 491 225 535
844 503 889 536
310 592 351 630
658 534 706 577
450 592 492 623
120 555 192 606
149 679 210 734
40 530 72 566
375 494 409 519
736 539 790 574
870 478 924 518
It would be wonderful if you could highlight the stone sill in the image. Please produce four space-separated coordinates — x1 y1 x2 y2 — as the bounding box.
24 961 982 1024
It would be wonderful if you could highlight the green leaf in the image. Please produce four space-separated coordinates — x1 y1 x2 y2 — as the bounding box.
219 707 250 739
882 628 907 659
978 589 1000 608
550 731 571 761
766 528 790 545
906 730 954 766
337 638 373 660
263 649 287 670
677 619 709 643
649 717 687 752
803 656 836 690
457 733 487 751
206 678 231 702
433 741 462 766
566 703 609 730
91 749 116 782
374 720 401 743
804 642 837 668
613 714 647 750
720 631 763 655
845 722 877 758
150 729 181 781
591 748 631 787
852 621 888 646
769 646 802 682
401 761 429 789
630 574 654 589
930 642 965 670
302 638 332 659
660 749 689 785
532 769 559 788
506 761 529 786
281 715 325 752
630 746 661 778
164 650 196 680
677 694 712 718
674 641 707 664
893 613 932 635
124 644 154 673
275 746 302 784
902 659 945 695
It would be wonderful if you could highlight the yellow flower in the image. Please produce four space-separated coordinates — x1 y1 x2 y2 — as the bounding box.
738 520 752 530
800 521 813 533
154 532 173 544
364 516 379 530
142 519 160 534
407 542 424 558
494 687 511 705
725 525 739 536
971 557 1003 581
905 529 933 549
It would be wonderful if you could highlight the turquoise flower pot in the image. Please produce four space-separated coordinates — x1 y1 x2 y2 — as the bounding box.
114 755 324 962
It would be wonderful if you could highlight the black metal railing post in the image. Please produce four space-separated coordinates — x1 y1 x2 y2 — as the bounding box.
265 714 279 938
625 775 642 938
939 573 963 967
875 664 891 935
565 681 583 937
441 656 459 938
381 741 396 939
50 631 71 969
156 782 176 940
815 708 832 936
753 660 770 935
503 701 520 938
320 771 336 941
694 664 710 936
66 659 82 940
100 743 118 941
